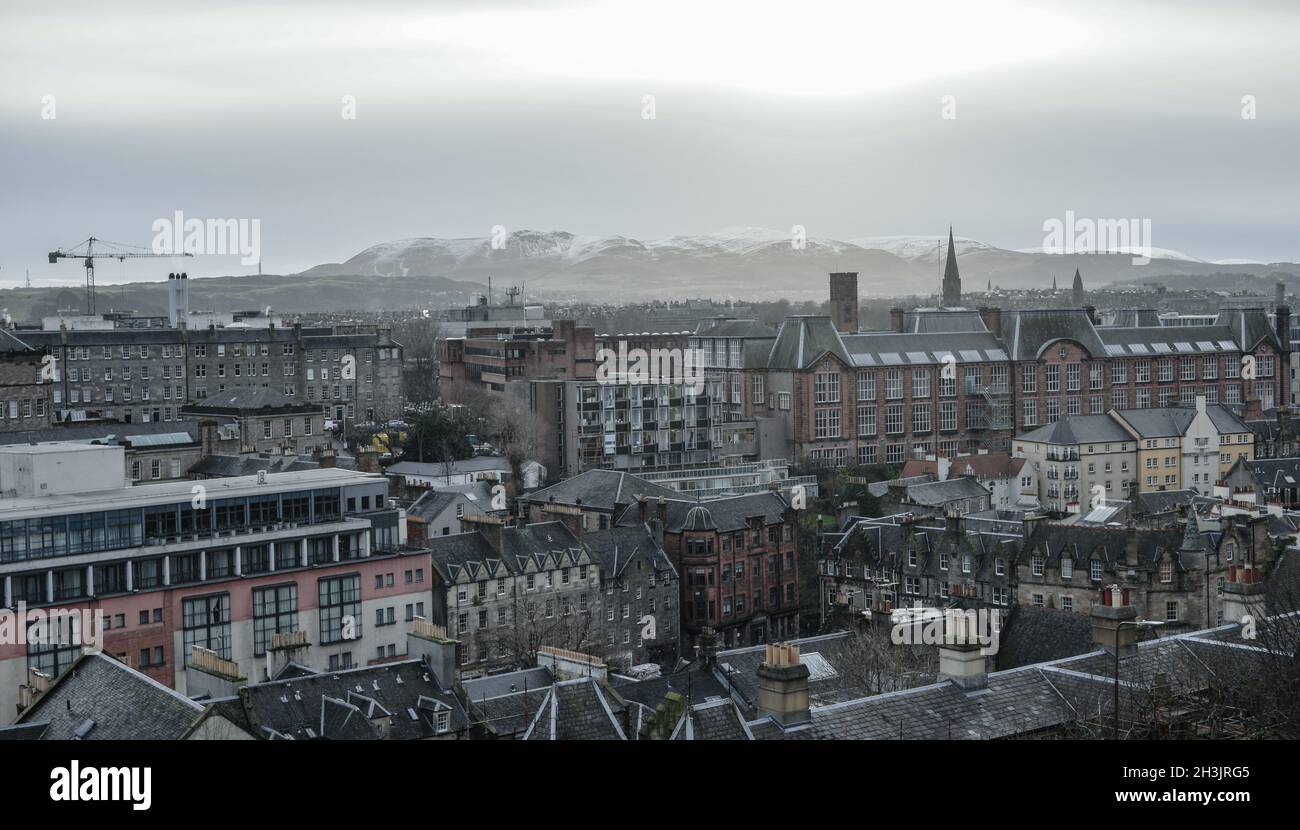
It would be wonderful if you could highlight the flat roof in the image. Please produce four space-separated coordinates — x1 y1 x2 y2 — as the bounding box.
0 467 381 519
0 442 121 456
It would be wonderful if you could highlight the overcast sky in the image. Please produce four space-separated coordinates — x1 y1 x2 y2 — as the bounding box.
2 0 1298 284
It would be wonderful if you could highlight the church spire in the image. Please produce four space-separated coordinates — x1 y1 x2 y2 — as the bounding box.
941 227 961 307
1072 268 1085 306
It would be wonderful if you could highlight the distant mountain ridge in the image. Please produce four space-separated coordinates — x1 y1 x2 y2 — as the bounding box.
297 228 1300 301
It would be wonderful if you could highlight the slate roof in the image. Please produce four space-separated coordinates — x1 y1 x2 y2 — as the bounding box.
899 476 990 507
190 454 326 477
1215 307 1282 351
841 330 1007 368
1132 489 1198 518
714 632 887 711
461 666 557 737
765 316 851 370
426 530 505 583
998 309 1109 360
829 513 1022 585
1017 414 1132 445
994 604 1096 670
184 386 310 412
900 309 989 334
692 318 777 339
520 469 680 512
610 664 728 710
1102 309 1164 327
900 452 1017 481
672 697 754 740
581 524 676 579
1230 457 1300 491
10 652 203 740
232 658 466 740
0 419 206 447
407 481 497 522
522 677 629 740
1024 523 1185 572
616 491 788 533
747 617 1297 740
387 456 512 477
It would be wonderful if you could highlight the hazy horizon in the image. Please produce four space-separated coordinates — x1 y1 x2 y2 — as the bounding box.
4 0 1299 285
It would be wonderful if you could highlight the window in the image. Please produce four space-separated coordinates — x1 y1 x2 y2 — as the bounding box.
319 574 360 643
1060 558 1073 580
1159 560 1173 583
814 407 840 439
1090 559 1102 581
182 594 231 663
1165 600 1179 622
857 405 876 437
253 584 298 656
1032 554 1044 576
814 372 840 404
857 370 875 401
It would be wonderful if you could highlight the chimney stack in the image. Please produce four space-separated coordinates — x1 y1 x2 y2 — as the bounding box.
829 272 860 334
977 306 1002 334
756 642 811 728
407 618 459 689
1276 304 1291 352
937 624 988 691
461 513 505 553
1091 585 1139 659
889 307 905 333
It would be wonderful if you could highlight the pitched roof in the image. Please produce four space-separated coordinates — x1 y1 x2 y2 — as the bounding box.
749 618 1294 740
581 523 676 578
11 652 203 740
900 476 990 507
520 469 679 512
616 491 788 533
765 316 851 370
998 308 1109 360
522 677 628 740
1017 414 1132 445
407 481 497 521
233 658 466 740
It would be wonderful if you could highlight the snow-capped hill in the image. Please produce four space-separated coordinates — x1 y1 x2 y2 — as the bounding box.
1015 245 1204 262
854 235 999 261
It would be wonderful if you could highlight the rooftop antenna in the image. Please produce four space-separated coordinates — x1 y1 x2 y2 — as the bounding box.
25 269 30 289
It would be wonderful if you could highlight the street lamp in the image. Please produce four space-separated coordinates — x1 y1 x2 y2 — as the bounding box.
1112 619 1164 739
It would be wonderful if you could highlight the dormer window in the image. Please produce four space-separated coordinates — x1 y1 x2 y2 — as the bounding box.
1032 554 1045 576
1159 560 1173 584
1090 559 1102 581
1061 558 1074 580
